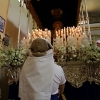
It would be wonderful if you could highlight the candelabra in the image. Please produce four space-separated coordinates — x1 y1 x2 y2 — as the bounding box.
78 0 91 42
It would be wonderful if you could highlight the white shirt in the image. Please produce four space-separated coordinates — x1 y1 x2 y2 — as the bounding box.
51 64 66 95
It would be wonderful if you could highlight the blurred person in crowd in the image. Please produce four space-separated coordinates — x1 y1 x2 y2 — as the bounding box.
97 40 100 47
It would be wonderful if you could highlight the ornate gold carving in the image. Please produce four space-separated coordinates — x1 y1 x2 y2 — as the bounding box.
51 8 63 19
52 21 63 30
58 61 100 88
89 66 100 85
62 61 87 88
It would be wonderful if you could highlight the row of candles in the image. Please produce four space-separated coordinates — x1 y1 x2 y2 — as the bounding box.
53 26 89 50
31 29 51 42
21 26 90 51
20 29 51 49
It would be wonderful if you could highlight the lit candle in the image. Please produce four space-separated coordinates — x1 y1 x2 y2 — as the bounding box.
63 33 66 48
61 30 63 46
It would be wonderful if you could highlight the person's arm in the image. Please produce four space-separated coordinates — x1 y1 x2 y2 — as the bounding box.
59 83 65 94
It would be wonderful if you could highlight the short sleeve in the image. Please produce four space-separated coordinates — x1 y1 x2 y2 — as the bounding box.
60 67 66 85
